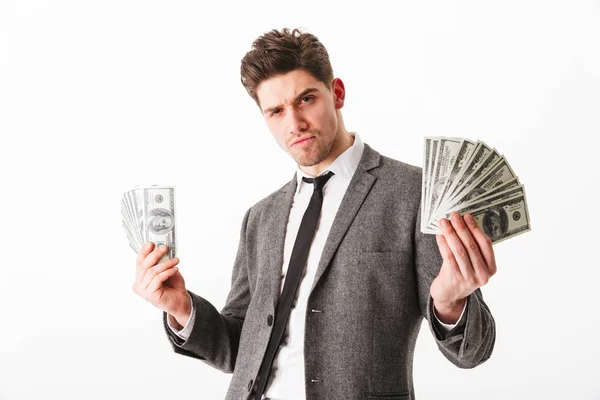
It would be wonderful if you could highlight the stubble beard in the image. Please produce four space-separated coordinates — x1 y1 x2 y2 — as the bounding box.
293 136 334 167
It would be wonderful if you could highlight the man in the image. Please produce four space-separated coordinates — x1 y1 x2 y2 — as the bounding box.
132 28 496 400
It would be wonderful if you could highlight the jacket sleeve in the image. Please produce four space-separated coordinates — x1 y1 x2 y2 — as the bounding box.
413 191 496 369
162 207 253 373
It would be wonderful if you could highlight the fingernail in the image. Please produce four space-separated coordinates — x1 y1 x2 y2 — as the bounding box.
159 245 166 251
440 218 449 227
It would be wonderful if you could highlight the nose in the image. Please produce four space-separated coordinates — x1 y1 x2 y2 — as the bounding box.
287 107 308 135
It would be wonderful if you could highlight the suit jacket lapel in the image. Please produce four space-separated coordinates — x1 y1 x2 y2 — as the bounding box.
309 143 381 294
264 143 381 307
265 176 297 309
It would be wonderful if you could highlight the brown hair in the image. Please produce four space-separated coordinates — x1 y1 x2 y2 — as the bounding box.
240 28 334 107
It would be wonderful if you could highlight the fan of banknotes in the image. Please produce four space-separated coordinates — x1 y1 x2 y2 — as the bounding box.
421 137 531 244
121 185 177 262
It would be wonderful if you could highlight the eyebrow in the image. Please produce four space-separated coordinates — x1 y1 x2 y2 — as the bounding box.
262 88 319 115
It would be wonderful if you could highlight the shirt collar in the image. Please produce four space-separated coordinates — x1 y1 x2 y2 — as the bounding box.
295 132 365 195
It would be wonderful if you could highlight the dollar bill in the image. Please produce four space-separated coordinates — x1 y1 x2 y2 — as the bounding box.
421 137 432 230
123 191 143 250
429 139 477 228
429 184 525 234
447 156 517 211
131 188 146 248
446 177 520 214
121 185 177 262
143 186 177 262
422 137 439 230
425 137 463 226
121 196 139 249
445 185 525 218
467 192 531 244
446 149 502 207
420 136 531 244
443 142 493 206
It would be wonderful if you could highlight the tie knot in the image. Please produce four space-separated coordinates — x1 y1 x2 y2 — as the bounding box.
302 170 335 191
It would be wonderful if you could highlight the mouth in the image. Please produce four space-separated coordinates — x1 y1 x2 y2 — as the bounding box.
291 136 315 148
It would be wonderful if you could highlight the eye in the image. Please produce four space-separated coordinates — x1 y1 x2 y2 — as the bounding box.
301 96 314 103
271 108 281 116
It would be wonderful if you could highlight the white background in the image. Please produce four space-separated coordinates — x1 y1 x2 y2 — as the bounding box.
1 1 599 399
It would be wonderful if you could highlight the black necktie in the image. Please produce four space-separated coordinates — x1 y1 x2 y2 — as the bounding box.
253 170 335 399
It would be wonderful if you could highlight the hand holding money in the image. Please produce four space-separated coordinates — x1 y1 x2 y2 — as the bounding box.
132 241 190 327
429 211 497 323
122 185 189 326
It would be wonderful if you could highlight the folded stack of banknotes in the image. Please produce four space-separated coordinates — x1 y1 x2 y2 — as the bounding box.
121 185 177 262
421 137 531 244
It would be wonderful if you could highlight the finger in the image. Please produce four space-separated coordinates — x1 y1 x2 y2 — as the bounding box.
147 266 179 294
136 242 155 266
142 257 180 290
440 216 474 279
141 245 169 271
134 242 154 287
135 244 168 287
464 213 497 275
436 234 460 275
449 212 489 284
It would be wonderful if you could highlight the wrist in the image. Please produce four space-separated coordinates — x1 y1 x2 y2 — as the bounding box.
168 313 185 331
172 293 192 328
433 297 466 325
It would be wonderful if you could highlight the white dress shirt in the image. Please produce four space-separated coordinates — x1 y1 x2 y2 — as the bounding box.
166 132 466 400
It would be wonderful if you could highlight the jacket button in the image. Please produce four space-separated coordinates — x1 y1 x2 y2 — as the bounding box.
267 314 273 326
247 379 253 391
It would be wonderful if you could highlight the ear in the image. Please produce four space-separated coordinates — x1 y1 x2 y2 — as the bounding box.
331 78 345 109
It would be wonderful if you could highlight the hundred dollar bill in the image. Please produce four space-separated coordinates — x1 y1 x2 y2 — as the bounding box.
467 192 531 244
443 141 493 206
131 188 146 249
426 181 526 236
446 149 502 207
446 177 520 213
419 136 531 243
426 138 445 229
445 185 525 218
422 137 439 230
123 191 143 250
121 196 138 249
122 222 140 253
121 206 141 251
143 185 177 262
421 137 432 230
428 138 477 225
447 156 517 211
425 137 463 226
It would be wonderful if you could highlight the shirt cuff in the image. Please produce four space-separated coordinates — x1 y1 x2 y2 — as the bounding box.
166 292 195 340
432 296 468 332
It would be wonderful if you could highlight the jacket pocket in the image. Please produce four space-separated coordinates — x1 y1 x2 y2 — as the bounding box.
364 391 410 399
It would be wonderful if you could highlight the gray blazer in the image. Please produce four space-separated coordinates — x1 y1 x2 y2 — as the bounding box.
163 143 495 400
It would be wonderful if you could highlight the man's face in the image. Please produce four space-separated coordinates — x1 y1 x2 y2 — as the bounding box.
256 69 344 167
